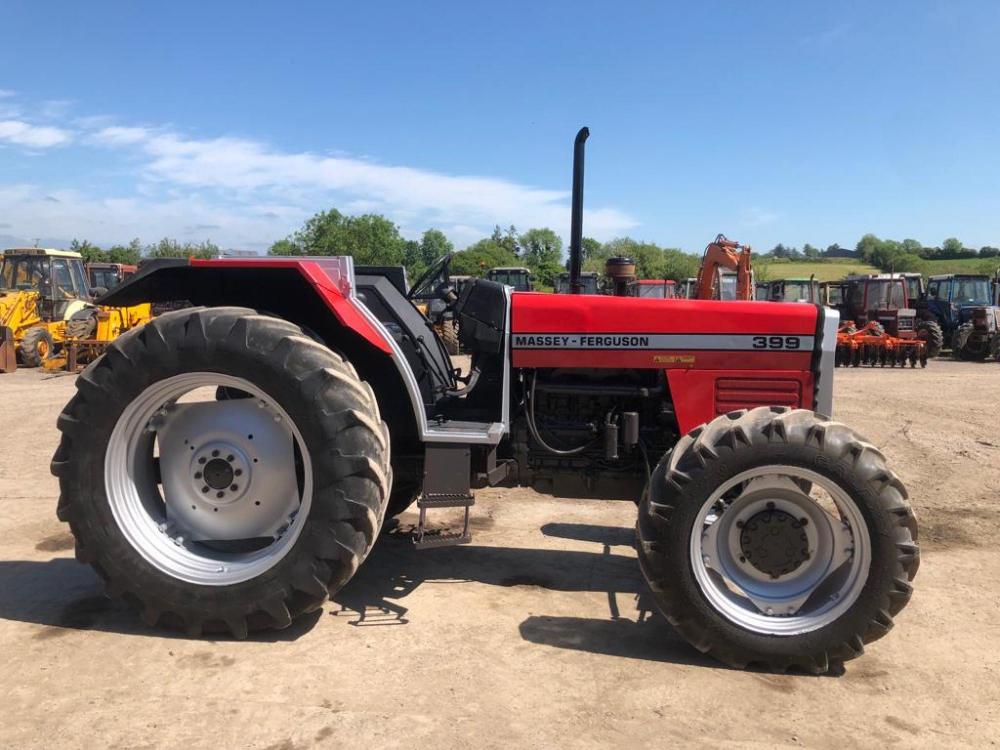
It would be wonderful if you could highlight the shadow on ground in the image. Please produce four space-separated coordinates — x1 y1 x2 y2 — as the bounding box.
333 521 726 669
0 557 321 641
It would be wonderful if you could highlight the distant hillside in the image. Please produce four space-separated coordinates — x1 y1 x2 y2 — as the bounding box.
754 258 880 282
920 257 1000 276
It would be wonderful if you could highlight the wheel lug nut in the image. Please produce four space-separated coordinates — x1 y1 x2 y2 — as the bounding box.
800 517 808 526
227 455 234 462
198 457 206 465
234 469 242 477
212 449 220 457
194 472 202 479
201 486 209 493
230 484 238 491
216 491 225 499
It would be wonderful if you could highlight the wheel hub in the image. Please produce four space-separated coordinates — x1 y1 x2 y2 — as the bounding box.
739 508 809 578
203 458 234 490
190 441 251 505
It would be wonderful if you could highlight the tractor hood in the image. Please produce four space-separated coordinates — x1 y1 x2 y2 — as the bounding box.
510 292 820 371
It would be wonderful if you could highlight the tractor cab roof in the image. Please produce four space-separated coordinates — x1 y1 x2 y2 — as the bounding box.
3 247 83 259
929 273 990 281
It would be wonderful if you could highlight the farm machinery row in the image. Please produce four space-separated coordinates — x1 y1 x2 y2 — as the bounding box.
821 272 1000 364
0 248 151 373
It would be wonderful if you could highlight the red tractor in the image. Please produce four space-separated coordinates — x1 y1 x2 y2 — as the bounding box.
50 129 917 672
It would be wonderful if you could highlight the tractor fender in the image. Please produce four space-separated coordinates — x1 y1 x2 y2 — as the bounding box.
99 258 424 445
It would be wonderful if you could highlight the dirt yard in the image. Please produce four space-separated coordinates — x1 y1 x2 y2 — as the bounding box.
1 361 999 749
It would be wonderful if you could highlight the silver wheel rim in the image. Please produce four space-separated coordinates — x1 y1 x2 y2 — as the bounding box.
104 372 312 586
690 465 871 635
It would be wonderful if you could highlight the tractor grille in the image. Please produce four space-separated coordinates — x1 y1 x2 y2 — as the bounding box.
715 378 802 414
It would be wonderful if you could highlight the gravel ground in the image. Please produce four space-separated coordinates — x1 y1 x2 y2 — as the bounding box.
1 361 999 749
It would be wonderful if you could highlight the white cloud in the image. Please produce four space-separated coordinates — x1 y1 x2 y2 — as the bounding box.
91 125 154 145
0 89 15 98
0 120 73 148
0 96 639 247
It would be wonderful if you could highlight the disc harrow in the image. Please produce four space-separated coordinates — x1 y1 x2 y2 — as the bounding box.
835 320 927 368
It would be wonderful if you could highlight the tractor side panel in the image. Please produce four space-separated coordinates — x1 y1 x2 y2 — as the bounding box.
511 293 818 433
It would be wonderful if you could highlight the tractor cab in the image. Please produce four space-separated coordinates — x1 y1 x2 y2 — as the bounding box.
1 248 93 320
765 278 820 303
633 279 677 299
554 271 599 294
924 274 1000 359
87 262 138 294
486 266 533 292
840 276 916 338
821 281 846 307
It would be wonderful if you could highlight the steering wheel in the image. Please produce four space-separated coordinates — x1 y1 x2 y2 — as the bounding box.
407 252 455 302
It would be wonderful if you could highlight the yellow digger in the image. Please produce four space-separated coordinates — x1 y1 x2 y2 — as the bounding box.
0 248 152 373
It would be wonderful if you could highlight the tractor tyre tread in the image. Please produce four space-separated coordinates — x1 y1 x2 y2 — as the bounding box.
637 406 919 673
916 320 944 359
441 319 460 356
19 326 54 367
51 306 390 638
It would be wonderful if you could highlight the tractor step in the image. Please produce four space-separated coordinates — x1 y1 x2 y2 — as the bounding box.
414 493 474 549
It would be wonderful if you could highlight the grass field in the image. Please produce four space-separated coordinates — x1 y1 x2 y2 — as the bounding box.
920 257 1000 276
754 258 880 282
755 256 1000 282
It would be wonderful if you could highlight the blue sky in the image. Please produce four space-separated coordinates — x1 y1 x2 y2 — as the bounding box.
1 1 998 254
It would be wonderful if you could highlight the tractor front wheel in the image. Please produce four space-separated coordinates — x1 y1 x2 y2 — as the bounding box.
637 407 919 673
51 307 390 637
19 326 54 367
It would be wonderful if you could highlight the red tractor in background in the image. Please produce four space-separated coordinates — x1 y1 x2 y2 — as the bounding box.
832 275 934 366
86 262 138 295
50 129 917 673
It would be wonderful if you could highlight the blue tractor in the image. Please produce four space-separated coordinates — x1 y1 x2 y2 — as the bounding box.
919 274 1000 360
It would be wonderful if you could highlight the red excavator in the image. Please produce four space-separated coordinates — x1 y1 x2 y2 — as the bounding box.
695 234 754 300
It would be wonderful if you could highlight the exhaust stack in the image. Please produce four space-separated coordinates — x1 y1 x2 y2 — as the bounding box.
568 127 589 294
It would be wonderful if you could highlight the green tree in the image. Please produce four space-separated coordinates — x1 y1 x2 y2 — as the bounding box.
942 237 964 257
106 238 142 265
518 227 563 286
580 236 602 265
901 238 923 256
802 243 820 259
451 238 518 276
145 238 219 259
856 234 882 263
583 237 699 282
269 209 406 266
70 239 105 263
490 225 519 256
419 229 453 266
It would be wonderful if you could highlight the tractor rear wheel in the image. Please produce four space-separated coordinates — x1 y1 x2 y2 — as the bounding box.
19 326 54 367
915 320 943 359
51 307 390 637
637 407 919 673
